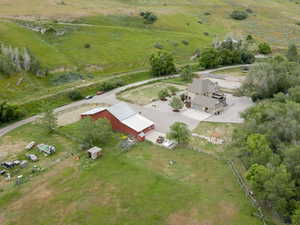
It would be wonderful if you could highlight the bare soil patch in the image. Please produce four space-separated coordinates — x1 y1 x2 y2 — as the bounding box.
56 103 109 126
0 136 27 160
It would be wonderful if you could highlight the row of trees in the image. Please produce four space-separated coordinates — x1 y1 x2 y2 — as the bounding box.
0 43 43 77
233 46 300 224
199 38 255 69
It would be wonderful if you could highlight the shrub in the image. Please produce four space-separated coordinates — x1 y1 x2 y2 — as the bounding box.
230 10 248 20
0 102 23 124
84 43 91 48
199 48 220 69
153 42 164 49
158 89 169 100
204 12 211 16
98 79 125 92
258 42 272 54
167 86 180 95
170 96 183 111
140 11 158 24
246 8 253 13
68 90 83 101
182 40 189 46
180 65 194 81
149 51 176 77
286 44 299 62
241 50 255 64
167 122 191 144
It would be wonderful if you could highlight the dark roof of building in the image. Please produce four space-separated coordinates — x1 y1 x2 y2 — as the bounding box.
188 78 219 94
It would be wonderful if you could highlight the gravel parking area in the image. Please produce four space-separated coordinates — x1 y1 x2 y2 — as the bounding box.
205 94 253 123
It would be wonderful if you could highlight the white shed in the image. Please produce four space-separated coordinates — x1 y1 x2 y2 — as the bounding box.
87 147 102 160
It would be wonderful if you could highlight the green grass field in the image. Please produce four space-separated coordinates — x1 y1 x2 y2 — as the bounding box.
0 0 299 104
0 121 262 225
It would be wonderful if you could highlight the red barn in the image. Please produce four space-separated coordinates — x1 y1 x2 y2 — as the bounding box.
81 103 154 141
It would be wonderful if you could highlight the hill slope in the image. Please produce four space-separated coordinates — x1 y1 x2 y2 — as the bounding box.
0 0 299 103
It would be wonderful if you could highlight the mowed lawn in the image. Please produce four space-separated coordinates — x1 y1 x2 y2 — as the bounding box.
0 123 262 225
118 82 186 105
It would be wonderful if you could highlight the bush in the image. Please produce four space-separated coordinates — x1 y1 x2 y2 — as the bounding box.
182 40 189 46
0 102 23 124
180 65 194 81
68 90 83 101
140 11 158 24
258 42 272 54
167 86 179 95
158 89 169 100
149 51 176 77
246 8 253 13
84 43 91 48
167 122 191 144
169 96 183 111
98 79 125 92
199 48 220 69
230 10 248 20
153 42 164 49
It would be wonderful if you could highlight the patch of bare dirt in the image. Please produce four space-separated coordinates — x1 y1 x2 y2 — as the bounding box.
167 208 204 225
56 103 110 126
0 137 27 160
84 64 103 73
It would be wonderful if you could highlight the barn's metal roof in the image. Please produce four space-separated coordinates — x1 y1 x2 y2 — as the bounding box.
122 114 154 132
107 102 136 121
81 107 106 116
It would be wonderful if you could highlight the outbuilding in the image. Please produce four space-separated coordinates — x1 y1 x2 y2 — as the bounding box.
87 147 102 160
81 103 154 141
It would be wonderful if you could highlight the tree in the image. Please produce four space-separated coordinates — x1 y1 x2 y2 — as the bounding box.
286 44 299 62
292 207 300 225
243 134 278 167
283 146 300 187
180 65 194 81
167 122 191 144
169 96 183 111
198 48 219 69
39 107 57 134
80 117 112 148
158 89 169 100
68 90 83 101
258 42 272 55
246 164 295 217
149 51 176 77
230 10 248 20
0 102 23 124
288 86 300 103
240 59 300 100
140 11 158 24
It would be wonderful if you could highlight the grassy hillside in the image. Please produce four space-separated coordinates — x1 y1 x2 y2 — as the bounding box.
0 0 299 104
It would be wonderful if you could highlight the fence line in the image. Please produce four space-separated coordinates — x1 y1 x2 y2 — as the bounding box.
189 146 267 225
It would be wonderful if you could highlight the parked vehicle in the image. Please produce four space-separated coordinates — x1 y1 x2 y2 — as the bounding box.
162 139 177 149
85 95 94 100
26 154 38 162
37 144 56 155
1 161 15 169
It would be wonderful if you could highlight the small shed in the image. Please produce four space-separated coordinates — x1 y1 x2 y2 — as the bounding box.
87 147 102 160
